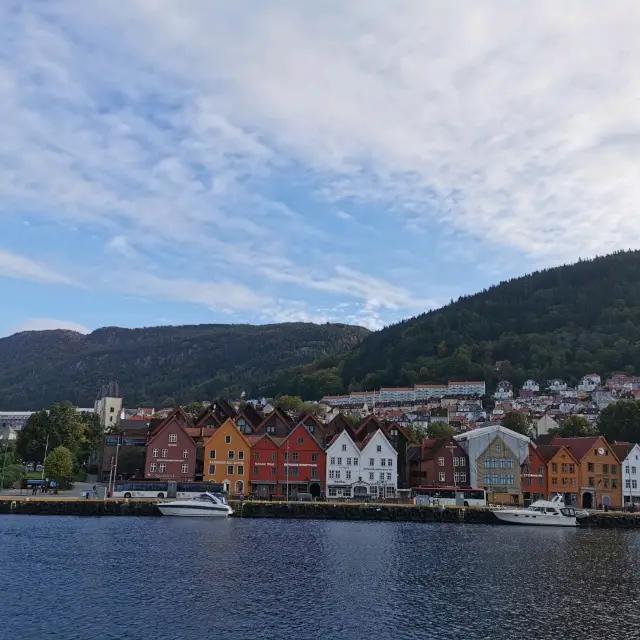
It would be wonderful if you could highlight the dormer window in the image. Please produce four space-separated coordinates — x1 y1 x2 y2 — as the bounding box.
267 425 275 434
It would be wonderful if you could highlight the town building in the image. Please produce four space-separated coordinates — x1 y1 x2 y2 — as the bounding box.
255 407 293 437
99 420 149 483
0 424 18 442
612 442 640 506
552 436 622 509
247 434 283 498
95 381 123 429
494 381 514 400
521 379 540 394
407 436 470 489
521 444 547 502
202 419 251 495
144 408 197 481
578 374 602 393
454 425 531 505
280 423 325 499
535 444 580 505
547 379 567 392
447 381 486 396
533 414 559 439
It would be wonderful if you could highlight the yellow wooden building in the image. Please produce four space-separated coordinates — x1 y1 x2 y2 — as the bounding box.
203 418 251 495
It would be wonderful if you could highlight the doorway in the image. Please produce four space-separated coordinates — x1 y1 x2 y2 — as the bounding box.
582 491 593 509
309 482 321 498
235 480 244 495
223 480 230 494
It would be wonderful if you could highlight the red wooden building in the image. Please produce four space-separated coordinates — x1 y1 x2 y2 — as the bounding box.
247 434 283 498
145 408 198 481
279 423 326 498
407 436 470 488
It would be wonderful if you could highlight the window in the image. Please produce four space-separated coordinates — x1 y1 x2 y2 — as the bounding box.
238 451 244 460
438 457 445 467
183 449 189 458
308 424 314 433
569 464 575 474
612 479 618 489
603 478 610 489
271 467 276 476
335 471 340 479
209 450 216 460
438 472 446 482
159 463 166 473
328 487 337 497
571 478 576 488
454 472 461 483
626 465 630 474
181 463 189 474
380 472 385 481
342 444 347 451
369 458 374 466
330 457 336 465
369 472 374 480
312 453 318 462
495 445 502 454
346 457 351 466
561 464 568 473
297 437 304 445
538 477 544 486
626 479 631 489
110 406 114 413
335 457 341 465
228 451 234 460
376 445 382 452
552 463 558 473
387 459 393 467
634 466 638 475
208 464 215 475
271 452 277 462
267 426 275 435
611 464 617 474
588 463 594 472
238 466 244 475
227 466 234 475
460 473 467 483
161 449 168 458
387 472 392 480
603 464 609 474
168 433 177 443
562 478 568 487
633 480 638 489
381 459 386 466
254 451 260 461
353 457 359 465
253 466 259 476
311 466 318 478
152 448 159 458
346 470 352 480
552 477 558 486
283 452 289 461
225 435 231 444
588 477 594 487
292 453 299 462
150 463 157 472
538 466 544 474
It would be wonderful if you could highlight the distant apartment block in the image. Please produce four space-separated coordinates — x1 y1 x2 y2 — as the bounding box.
321 381 486 407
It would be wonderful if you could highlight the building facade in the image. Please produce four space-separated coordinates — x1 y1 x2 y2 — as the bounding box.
408 436 470 489
614 443 640 505
144 409 197 481
202 419 251 495
247 434 282 497
280 423 325 498
521 444 547 502
536 445 580 505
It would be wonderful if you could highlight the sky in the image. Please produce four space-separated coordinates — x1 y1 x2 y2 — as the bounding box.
2 1 640 337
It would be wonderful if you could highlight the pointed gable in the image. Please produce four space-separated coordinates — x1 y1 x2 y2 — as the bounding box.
203 418 251 451
195 406 223 430
241 404 263 428
295 413 326 440
254 407 292 437
149 406 194 436
146 409 196 449
282 421 324 451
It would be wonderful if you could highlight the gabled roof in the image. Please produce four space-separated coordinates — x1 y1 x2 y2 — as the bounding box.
359 427 397 454
282 422 324 449
203 418 252 449
245 433 285 448
254 407 292 434
535 444 578 464
211 398 237 421
326 427 360 453
240 404 263 428
355 414 383 441
146 409 196 448
551 436 616 462
612 442 636 462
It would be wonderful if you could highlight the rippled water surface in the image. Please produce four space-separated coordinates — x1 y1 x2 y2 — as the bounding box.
1 517 640 639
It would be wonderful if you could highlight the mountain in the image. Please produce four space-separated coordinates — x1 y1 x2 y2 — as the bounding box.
274 250 640 398
0 323 369 409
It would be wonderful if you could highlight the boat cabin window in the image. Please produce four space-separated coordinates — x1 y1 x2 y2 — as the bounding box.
560 508 576 517
529 506 545 512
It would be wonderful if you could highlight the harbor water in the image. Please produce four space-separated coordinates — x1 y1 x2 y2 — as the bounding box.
1 517 639 639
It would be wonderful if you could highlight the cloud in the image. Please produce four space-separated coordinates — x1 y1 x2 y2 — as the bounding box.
7 318 91 335
2 2 640 329
0 250 78 287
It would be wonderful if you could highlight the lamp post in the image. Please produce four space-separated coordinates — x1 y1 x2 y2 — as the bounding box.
0 442 9 490
41 433 50 480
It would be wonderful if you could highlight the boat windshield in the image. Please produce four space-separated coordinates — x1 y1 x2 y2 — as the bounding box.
213 493 227 504
528 506 545 512
560 507 576 517
195 494 216 502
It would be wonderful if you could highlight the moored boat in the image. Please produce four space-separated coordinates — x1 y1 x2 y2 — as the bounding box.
156 492 233 517
492 494 578 527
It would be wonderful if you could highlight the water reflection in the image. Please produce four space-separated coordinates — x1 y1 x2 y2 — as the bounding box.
1 517 640 639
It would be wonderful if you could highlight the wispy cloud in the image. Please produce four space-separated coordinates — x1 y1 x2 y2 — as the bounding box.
2 2 640 330
0 250 78 287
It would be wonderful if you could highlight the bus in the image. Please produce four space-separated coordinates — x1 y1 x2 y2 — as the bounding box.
412 487 487 507
111 480 225 499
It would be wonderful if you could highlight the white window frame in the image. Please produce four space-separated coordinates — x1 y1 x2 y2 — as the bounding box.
152 448 159 458
438 457 445 467
181 463 189 474
438 471 446 482
161 449 168 458
183 449 189 458
149 463 157 473
159 463 166 473
168 433 177 443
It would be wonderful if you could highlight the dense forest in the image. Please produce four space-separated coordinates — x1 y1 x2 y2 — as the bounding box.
269 251 640 398
0 323 369 409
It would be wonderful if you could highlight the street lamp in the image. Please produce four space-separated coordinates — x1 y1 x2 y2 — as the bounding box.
0 442 9 490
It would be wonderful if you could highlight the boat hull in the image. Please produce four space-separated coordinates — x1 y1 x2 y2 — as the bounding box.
156 504 233 517
493 511 576 527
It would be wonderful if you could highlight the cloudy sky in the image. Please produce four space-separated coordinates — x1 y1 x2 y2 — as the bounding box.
1 1 639 336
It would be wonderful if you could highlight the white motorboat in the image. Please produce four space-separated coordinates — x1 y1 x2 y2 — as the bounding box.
156 492 233 517
492 494 578 527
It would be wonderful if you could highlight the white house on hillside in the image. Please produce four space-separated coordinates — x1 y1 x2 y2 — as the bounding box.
494 381 514 400
325 429 397 500
578 374 601 393
521 380 540 393
547 379 567 392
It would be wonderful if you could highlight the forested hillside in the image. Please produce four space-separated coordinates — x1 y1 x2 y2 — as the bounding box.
271 251 640 398
0 323 369 409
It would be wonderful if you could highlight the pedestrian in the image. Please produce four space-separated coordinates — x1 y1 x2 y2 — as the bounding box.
50 479 57 495
31 483 37 496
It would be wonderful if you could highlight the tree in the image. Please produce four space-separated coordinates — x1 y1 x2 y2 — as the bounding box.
549 415 597 437
427 421 456 439
16 410 50 462
597 400 640 443
405 422 427 444
501 411 532 437
0 445 23 489
276 395 304 412
44 446 74 480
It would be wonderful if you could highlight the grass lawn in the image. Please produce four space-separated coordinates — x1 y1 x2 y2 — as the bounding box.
25 471 43 479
